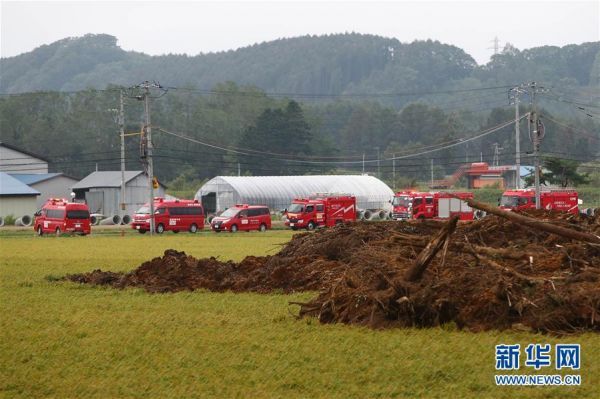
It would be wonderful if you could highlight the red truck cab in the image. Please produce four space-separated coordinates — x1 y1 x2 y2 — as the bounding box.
391 191 474 221
500 189 579 214
34 198 91 236
285 194 356 230
131 198 204 234
210 204 271 233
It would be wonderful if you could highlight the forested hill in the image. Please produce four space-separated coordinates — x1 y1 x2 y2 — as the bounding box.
2 33 599 97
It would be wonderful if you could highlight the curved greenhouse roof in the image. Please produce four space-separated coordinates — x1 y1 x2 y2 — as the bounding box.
195 175 394 213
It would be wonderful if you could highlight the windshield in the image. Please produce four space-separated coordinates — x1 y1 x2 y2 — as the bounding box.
136 206 150 214
500 195 527 208
220 208 239 218
67 210 90 219
288 203 304 213
392 196 411 207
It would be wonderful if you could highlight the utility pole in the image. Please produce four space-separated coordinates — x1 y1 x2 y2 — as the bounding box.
430 159 434 186
509 86 525 188
362 153 365 174
237 162 241 176
492 143 503 167
376 147 380 179
527 82 547 210
392 153 396 191
119 90 126 217
133 81 164 235
143 85 155 234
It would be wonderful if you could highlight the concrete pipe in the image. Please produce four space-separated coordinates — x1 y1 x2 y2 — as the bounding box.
378 210 387 220
363 210 372 220
121 214 131 225
580 208 595 217
15 215 32 227
99 215 121 225
0 216 4 227
90 213 105 225
474 210 487 220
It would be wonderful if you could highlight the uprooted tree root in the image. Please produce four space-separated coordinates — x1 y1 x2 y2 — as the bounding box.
65 210 600 334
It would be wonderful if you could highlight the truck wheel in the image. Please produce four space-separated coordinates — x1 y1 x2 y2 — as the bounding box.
307 221 316 231
291 226 298 231
55 227 62 236
259 223 267 232
230 224 238 233
156 224 165 234
37 226 43 236
417 215 425 221
189 223 198 233
138 229 146 234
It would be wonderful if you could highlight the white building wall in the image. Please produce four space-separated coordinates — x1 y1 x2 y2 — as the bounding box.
31 176 79 207
0 146 48 173
0 196 38 217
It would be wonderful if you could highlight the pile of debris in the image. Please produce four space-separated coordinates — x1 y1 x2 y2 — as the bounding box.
66 200 600 334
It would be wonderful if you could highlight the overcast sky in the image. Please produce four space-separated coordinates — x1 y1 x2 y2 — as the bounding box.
1 0 598 64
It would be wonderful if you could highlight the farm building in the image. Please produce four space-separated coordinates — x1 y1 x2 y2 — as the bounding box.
195 175 394 214
9 173 79 208
71 171 166 216
0 142 49 173
0 172 40 218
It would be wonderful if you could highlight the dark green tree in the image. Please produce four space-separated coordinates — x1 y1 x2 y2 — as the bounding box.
524 157 590 187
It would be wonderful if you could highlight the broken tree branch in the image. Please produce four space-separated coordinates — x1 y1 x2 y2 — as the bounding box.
465 198 600 245
405 216 459 281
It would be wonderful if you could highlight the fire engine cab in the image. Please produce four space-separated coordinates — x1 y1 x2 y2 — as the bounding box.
34 198 91 236
131 198 204 234
499 189 580 214
391 191 474 221
285 193 356 230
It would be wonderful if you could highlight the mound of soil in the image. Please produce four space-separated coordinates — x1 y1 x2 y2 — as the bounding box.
66 210 600 334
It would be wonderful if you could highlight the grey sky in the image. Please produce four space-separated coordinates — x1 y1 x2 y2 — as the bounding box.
1 0 599 64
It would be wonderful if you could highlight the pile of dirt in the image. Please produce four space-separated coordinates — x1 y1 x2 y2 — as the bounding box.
66 210 600 333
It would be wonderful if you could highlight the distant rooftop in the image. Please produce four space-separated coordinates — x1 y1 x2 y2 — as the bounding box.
9 173 76 185
0 142 50 162
0 172 41 196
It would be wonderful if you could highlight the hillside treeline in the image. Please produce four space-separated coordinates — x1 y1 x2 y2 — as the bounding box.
1 82 598 188
1 34 599 108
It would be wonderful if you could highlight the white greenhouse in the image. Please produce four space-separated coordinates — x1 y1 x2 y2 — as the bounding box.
195 175 394 214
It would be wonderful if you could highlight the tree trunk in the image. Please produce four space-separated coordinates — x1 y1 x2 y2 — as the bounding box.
405 216 459 281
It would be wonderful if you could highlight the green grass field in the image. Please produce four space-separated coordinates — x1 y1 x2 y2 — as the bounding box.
1 231 598 398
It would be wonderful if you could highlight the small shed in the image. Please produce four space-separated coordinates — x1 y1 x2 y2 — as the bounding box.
71 171 166 216
0 172 40 218
195 175 394 214
10 173 79 208
0 142 49 173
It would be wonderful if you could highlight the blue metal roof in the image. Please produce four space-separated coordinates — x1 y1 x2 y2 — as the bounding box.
9 173 63 185
0 172 40 196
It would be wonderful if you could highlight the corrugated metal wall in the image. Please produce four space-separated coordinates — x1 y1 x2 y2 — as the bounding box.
84 174 166 216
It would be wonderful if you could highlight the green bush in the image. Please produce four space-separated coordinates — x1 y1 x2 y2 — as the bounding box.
3 214 16 225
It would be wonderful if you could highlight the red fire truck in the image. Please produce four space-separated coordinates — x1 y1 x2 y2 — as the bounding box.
34 198 91 236
131 198 204 234
285 193 356 230
391 191 474 221
210 204 272 233
499 189 580 214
